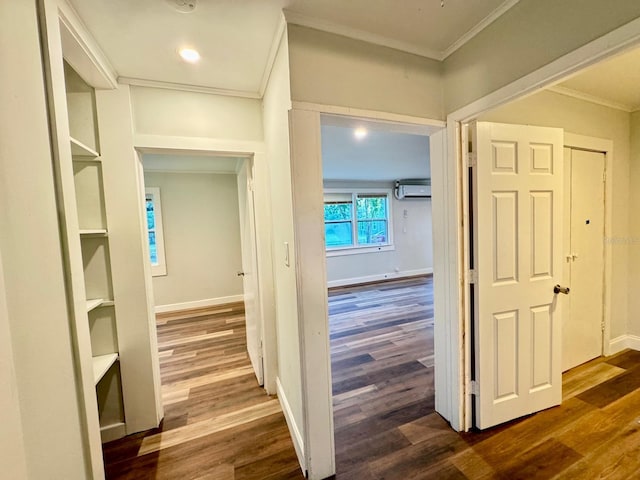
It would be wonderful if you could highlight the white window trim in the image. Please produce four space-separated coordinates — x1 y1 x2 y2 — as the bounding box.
324 187 394 256
145 187 167 276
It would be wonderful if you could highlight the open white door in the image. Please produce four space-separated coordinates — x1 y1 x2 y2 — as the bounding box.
471 122 564 429
237 159 264 385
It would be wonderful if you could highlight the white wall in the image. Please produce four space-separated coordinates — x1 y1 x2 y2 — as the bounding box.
324 181 433 286
288 25 444 120
131 86 263 141
144 171 244 308
0 1 88 477
0 251 27 479
262 29 306 463
629 111 640 338
129 82 279 396
480 89 630 339
443 0 640 113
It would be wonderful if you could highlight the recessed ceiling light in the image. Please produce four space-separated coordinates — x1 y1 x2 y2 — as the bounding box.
354 127 368 140
179 48 200 63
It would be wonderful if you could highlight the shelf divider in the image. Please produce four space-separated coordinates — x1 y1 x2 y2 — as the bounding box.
70 136 100 158
86 298 104 312
92 353 119 385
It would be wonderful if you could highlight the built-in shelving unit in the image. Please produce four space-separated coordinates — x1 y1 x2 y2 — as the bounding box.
64 61 125 443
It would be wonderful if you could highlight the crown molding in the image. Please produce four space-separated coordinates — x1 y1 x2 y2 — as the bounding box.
259 14 287 97
441 0 521 59
118 77 261 99
283 10 443 60
285 1 520 62
57 0 118 89
547 85 634 112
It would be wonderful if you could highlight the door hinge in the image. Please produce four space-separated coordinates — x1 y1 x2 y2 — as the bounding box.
467 152 477 168
470 380 480 395
468 269 478 284
601 321 605 332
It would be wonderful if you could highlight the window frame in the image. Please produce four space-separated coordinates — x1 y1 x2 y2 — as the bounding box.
145 187 167 276
324 188 394 257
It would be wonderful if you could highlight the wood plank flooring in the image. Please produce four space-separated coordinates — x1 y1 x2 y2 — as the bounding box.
329 275 640 479
102 302 304 480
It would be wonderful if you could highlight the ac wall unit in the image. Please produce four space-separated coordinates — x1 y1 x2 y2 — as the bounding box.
394 179 431 199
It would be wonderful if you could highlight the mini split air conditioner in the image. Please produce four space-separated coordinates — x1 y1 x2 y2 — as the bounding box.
394 179 431 199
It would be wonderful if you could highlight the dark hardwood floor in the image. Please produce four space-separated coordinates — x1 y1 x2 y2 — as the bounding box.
102 302 304 480
329 275 640 479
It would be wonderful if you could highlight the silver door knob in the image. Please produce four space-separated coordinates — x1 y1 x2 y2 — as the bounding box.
554 284 570 295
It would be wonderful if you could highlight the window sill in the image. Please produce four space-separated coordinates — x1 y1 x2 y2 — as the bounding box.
326 244 395 257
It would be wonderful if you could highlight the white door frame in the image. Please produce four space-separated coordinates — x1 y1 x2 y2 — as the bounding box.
133 139 278 395
449 20 640 431
289 102 448 479
564 133 613 356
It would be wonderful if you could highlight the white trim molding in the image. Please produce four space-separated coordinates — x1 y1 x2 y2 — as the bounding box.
119 77 261 100
548 86 634 113
450 16 640 123
285 1 520 61
283 10 441 60
276 377 306 474
57 0 118 89
154 295 244 314
327 268 433 289
100 422 127 443
442 0 521 59
609 335 640 355
259 14 287 97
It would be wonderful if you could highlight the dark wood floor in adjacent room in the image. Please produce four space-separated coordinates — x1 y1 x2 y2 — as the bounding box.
102 303 304 480
329 275 640 479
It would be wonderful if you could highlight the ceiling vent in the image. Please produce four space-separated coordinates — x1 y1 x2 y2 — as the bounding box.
167 0 197 13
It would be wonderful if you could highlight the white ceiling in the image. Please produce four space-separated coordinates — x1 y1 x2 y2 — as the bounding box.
554 47 640 112
69 0 517 95
321 124 430 182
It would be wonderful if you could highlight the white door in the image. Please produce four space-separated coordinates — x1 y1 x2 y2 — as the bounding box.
237 160 264 385
472 122 564 429
562 148 605 371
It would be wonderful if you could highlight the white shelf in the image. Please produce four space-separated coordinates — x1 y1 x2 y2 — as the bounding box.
86 298 104 312
70 137 100 158
86 298 115 312
80 229 108 237
92 353 118 385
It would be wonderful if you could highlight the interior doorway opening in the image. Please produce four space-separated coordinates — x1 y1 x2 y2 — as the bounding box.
319 114 441 475
457 41 639 431
137 150 265 389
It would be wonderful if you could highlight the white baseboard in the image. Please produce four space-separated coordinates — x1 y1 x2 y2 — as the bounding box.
327 268 433 288
154 294 244 314
100 422 126 443
608 334 640 355
276 377 305 473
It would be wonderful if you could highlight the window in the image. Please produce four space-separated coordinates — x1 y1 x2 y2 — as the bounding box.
145 187 167 276
324 189 393 255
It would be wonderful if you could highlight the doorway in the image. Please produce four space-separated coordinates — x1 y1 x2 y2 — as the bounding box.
319 114 438 475
138 151 264 388
562 147 606 371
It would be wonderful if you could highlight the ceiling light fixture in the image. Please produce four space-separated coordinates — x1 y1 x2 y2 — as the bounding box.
179 48 201 63
354 127 368 140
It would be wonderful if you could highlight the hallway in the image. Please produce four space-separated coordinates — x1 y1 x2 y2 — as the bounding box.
103 303 303 479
